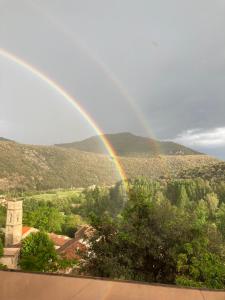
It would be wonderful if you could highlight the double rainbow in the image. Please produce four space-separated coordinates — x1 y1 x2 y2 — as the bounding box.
0 48 127 186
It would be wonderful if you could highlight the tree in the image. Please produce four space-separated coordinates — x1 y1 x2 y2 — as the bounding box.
206 193 219 214
0 206 6 228
62 214 84 238
80 179 225 289
82 186 110 217
19 231 58 272
24 205 64 233
176 240 225 289
0 238 3 258
81 180 191 283
216 203 225 238
178 186 189 208
0 238 7 270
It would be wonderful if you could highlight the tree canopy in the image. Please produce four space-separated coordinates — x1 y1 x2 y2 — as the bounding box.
24 204 64 233
19 231 58 272
80 179 225 289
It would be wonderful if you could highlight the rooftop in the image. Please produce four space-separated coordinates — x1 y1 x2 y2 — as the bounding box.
48 233 71 247
58 239 86 259
22 226 32 235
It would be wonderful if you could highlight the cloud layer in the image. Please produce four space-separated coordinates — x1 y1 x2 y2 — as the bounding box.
174 128 225 147
0 0 225 158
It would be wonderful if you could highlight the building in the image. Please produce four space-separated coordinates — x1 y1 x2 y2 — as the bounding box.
5 199 22 247
0 199 22 269
58 239 86 260
0 198 91 270
0 248 20 269
57 225 93 260
22 226 38 239
48 233 71 250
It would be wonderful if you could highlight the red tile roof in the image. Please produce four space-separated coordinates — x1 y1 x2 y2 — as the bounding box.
22 226 32 235
49 233 71 247
58 239 86 260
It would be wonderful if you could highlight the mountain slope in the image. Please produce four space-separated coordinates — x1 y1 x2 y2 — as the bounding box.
0 137 14 142
178 161 225 181
56 132 201 156
0 140 217 192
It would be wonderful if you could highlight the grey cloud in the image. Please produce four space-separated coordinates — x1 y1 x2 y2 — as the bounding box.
0 0 225 158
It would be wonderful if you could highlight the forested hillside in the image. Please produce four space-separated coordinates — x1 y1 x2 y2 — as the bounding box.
0 140 218 192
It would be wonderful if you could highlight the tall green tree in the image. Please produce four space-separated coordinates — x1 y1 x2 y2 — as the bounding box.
62 214 84 237
24 205 64 233
19 231 58 272
206 193 219 215
178 186 189 208
82 180 191 283
176 240 225 289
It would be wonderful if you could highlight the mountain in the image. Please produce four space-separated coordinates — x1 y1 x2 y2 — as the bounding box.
0 137 14 142
0 138 217 192
56 132 201 156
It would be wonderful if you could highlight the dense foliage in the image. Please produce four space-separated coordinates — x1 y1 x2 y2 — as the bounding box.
24 205 64 233
80 179 225 289
19 231 59 272
0 205 6 228
19 231 77 272
23 192 84 237
75 183 125 218
2 175 225 289
0 238 7 270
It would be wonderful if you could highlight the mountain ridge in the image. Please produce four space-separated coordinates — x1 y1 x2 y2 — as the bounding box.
56 132 201 157
0 137 14 142
0 136 217 192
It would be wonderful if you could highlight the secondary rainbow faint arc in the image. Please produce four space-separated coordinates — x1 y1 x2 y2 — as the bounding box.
0 48 127 184
27 0 160 152
26 0 169 173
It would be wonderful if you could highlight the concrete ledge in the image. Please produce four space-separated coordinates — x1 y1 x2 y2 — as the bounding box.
0 270 224 300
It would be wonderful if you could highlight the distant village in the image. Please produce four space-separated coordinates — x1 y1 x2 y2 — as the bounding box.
0 197 92 272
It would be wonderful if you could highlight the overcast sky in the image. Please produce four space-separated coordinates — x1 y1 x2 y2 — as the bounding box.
0 0 225 159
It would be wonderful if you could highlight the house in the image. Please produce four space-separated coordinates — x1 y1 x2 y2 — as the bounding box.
57 239 86 260
21 227 71 249
0 199 92 271
22 226 38 239
48 233 71 250
0 199 22 269
0 248 20 269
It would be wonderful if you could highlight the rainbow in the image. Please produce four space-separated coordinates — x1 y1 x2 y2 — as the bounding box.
23 1 171 174
0 48 127 186
27 0 160 153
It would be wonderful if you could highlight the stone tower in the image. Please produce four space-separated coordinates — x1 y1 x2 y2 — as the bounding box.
5 199 22 247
